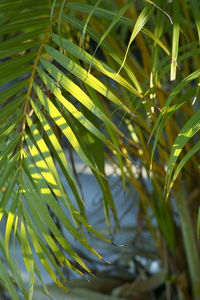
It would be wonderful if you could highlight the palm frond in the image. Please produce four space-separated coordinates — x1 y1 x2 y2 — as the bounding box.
1 0 200 299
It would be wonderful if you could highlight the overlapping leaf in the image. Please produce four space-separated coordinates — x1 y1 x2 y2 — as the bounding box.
1 1 200 299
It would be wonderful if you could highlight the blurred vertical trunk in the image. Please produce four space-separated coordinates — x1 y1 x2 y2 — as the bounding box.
175 187 200 300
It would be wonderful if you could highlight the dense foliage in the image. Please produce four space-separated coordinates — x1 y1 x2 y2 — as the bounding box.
0 0 199 299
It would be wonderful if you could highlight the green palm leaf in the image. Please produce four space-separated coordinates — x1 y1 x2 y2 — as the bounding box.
1 1 200 299
165 109 200 199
